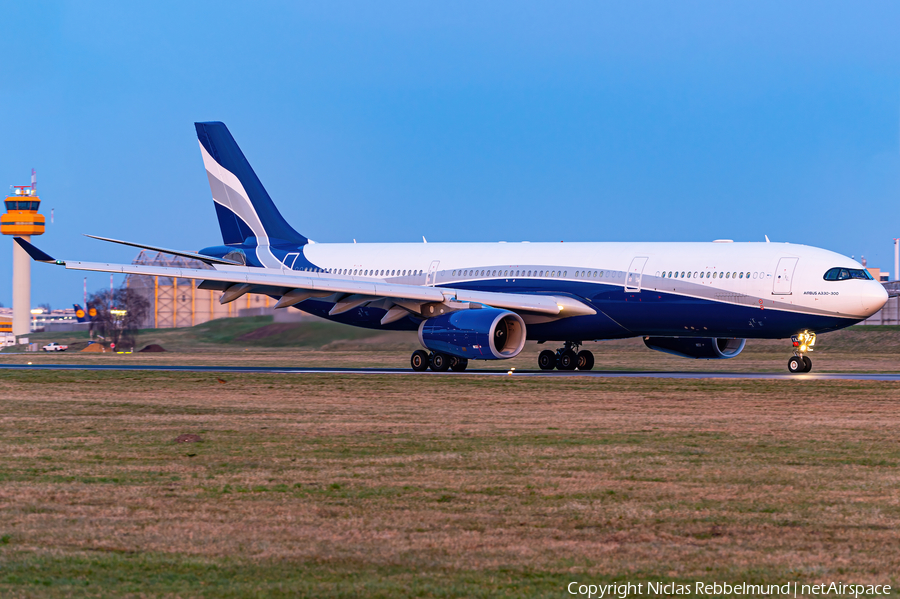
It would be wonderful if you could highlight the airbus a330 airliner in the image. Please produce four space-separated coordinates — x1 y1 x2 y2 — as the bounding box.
17 122 889 373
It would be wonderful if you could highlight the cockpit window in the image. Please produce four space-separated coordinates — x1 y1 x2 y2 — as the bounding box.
823 267 873 281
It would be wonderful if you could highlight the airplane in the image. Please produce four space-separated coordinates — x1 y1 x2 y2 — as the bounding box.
15 122 889 373
73 304 91 323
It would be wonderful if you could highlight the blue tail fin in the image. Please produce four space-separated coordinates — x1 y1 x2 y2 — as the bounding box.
195 122 307 247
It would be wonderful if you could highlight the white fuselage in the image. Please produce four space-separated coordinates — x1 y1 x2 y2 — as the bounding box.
299 240 887 321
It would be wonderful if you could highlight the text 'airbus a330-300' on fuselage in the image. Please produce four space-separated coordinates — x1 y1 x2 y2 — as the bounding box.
15 122 889 373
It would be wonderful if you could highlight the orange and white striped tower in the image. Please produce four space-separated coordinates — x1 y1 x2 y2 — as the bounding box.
1 170 45 337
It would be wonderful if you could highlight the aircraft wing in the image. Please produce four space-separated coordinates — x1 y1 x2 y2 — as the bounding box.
14 237 595 321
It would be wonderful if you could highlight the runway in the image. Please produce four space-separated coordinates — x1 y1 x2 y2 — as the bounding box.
1 363 899 381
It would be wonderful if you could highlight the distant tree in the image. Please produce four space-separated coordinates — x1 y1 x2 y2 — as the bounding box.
87 286 149 351
38 303 51 313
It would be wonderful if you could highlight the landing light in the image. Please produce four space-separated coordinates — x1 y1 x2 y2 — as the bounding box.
792 331 816 353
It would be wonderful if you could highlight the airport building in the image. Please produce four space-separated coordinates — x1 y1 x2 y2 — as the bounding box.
125 250 274 329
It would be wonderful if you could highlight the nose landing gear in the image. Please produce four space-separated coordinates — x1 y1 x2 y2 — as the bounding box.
788 331 815 373
538 341 594 371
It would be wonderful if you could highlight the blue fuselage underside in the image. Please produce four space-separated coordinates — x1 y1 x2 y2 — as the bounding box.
293 280 858 341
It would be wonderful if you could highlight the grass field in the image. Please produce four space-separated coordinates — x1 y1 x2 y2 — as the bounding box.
1 370 899 597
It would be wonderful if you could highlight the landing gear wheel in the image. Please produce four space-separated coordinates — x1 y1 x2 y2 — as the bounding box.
787 356 805 373
557 349 577 371
538 350 557 371
411 350 429 372
430 352 450 372
802 356 812 373
449 356 468 372
576 350 594 371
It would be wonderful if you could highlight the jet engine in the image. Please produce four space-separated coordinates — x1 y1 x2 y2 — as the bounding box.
418 307 526 360
643 337 746 359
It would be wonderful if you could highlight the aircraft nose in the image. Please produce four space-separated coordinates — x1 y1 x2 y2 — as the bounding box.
859 282 889 317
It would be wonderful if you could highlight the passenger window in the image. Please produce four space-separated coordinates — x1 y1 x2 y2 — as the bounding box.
686 272 691 278
563 271 567 277
726 272 730 279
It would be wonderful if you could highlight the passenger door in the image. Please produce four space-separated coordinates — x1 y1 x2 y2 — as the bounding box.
282 252 299 271
773 257 798 295
426 260 440 286
625 257 649 292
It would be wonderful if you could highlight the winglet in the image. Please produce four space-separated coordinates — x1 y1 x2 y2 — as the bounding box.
13 237 63 264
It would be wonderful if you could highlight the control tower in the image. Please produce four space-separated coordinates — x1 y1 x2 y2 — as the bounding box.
1 170 45 336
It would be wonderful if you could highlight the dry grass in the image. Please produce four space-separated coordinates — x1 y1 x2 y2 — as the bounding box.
0 371 899 596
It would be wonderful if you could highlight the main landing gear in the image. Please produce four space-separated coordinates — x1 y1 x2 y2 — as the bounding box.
787 331 816 374
538 341 594 371
410 350 468 372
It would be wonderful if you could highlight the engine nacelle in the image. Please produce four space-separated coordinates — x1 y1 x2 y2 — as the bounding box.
643 336 746 359
418 308 526 360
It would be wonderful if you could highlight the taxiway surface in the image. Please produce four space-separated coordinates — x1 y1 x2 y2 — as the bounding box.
1 363 899 381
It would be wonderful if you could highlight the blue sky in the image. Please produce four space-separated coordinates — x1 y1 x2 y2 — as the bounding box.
1 1 899 308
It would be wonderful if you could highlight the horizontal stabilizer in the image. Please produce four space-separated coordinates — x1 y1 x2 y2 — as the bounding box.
85 234 243 266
